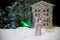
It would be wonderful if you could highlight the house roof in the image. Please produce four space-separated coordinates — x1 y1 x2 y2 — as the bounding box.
31 1 55 7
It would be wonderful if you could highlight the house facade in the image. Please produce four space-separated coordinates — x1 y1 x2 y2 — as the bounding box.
31 1 55 28
31 1 55 35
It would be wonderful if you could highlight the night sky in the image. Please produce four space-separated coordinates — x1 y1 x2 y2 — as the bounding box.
0 0 60 26
0 0 15 8
53 0 60 26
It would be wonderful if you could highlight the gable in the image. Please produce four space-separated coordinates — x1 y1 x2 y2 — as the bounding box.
32 4 50 10
31 1 55 8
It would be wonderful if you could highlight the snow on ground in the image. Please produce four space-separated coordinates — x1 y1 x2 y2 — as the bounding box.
0 27 60 40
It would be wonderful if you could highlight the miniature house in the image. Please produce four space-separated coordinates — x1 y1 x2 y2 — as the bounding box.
31 1 55 35
31 1 55 28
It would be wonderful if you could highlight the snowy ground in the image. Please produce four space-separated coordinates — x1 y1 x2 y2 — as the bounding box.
0 27 60 40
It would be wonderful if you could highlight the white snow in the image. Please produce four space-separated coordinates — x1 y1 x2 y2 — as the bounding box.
0 27 60 40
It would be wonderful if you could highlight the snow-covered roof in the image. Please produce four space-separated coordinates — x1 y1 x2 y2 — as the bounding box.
31 1 55 7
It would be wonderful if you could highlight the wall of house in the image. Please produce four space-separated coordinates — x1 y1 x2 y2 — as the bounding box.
32 4 53 28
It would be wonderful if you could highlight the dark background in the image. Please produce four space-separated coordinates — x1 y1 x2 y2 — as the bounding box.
0 0 60 26
53 0 60 26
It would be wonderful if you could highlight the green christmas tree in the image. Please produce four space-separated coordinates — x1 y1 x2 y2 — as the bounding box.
12 0 33 27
